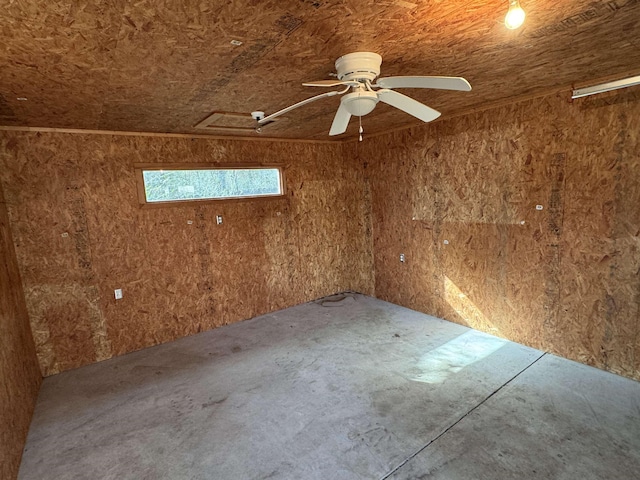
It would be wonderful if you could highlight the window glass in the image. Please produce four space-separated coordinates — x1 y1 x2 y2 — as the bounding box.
140 168 283 203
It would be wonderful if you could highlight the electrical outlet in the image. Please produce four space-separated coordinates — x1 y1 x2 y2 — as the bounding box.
216 215 223 225
114 289 123 300
400 253 405 263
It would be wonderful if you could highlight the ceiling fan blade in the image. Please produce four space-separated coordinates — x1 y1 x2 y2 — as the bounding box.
303 80 360 87
329 101 352 136
376 76 472 92
377 89 441 123
258 88 349 125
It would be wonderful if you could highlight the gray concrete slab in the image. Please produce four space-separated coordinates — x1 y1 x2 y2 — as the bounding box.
17 294 639 479
388 354 640 480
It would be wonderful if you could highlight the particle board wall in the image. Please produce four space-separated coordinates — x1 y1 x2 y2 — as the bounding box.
0 132 373 376
0 180 41 480
363 89 640 381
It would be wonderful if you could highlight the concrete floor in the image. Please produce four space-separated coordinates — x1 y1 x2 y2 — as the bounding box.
19 294 640 479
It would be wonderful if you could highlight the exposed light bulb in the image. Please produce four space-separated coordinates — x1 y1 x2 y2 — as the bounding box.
505 0 525 30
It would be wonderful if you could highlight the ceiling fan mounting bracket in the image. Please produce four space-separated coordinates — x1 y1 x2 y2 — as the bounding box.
335 52 382 82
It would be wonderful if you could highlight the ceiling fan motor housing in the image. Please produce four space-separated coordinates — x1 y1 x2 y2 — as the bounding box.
335 52 382 82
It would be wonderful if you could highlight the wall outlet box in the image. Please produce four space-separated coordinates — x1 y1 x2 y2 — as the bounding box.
114 289 123 300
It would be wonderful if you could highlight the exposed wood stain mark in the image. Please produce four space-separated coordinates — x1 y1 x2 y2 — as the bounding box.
543 153 566 330
431 147 444 313
607 117 625 350
191 43 272 101
67 189 95 276
0 94 17 122
191 14 303 103
195 207 217 319
275 13 304 33
299 0 323 9
529 0 640 38
123 15 137 29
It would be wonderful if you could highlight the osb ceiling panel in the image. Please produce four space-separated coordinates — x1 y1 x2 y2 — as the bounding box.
1 0 639 140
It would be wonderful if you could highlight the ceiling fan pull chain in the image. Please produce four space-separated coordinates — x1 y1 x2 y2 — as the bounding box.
359 118 363 142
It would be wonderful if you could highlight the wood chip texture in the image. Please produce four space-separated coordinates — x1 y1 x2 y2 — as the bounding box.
1 1 639 139
0 133 374 375
363 88 640 381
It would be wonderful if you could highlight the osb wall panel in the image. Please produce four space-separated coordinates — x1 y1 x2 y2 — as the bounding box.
0 133 373 375
364 89 640 380
0 181 41 480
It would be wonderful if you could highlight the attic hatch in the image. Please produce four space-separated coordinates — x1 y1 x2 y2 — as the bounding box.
195 111 281 133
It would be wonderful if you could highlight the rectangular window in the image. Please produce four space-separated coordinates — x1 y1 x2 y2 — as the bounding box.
135 165 284 205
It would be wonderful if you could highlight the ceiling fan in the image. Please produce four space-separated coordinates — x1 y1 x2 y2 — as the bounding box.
253 52 471 136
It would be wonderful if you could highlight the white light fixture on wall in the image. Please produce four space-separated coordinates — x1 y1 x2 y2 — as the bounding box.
505 0 526 29
572 75 640 99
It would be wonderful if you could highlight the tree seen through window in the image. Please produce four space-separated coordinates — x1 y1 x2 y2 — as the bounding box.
142 168 282 202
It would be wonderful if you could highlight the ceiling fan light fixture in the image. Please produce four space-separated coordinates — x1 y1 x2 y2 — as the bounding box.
342 91 379 117
505 0 525 30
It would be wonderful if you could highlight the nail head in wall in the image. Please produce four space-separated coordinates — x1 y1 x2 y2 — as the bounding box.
230 39 243 46
187 220 193 225
61 232 69 237
443 239 449 245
